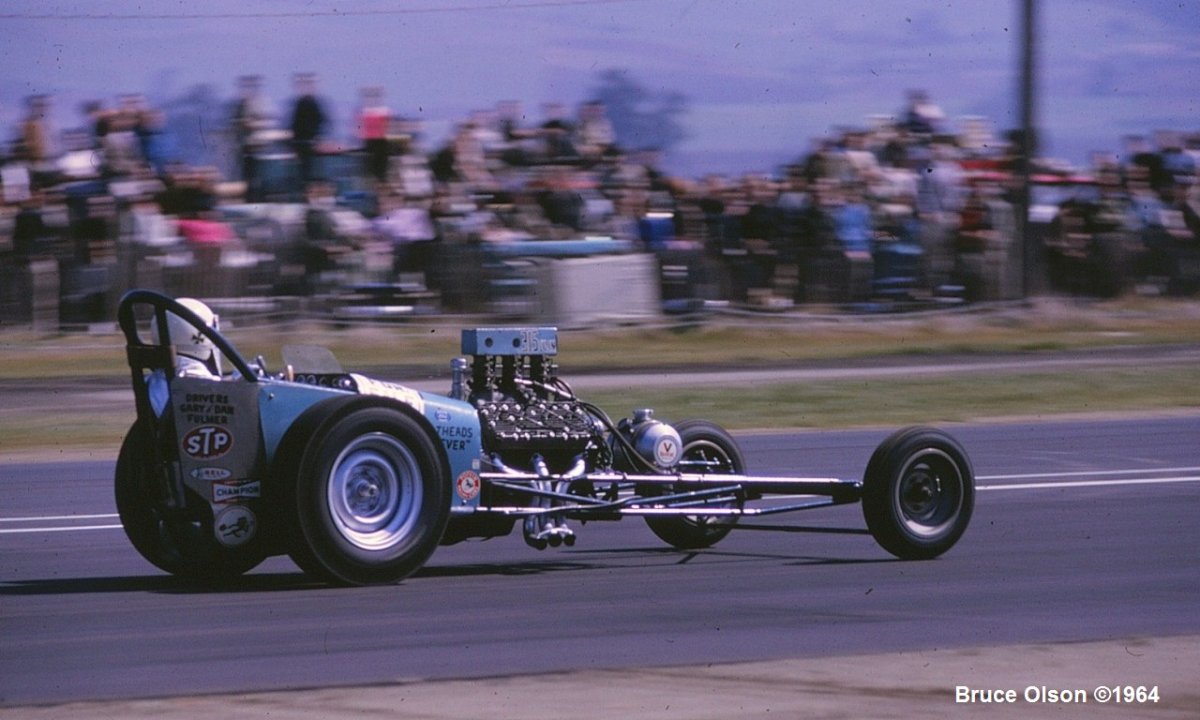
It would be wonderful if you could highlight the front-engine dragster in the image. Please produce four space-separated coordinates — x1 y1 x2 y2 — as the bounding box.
115 290 974 586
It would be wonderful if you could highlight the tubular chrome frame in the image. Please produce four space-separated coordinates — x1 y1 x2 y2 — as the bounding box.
449 469 864 521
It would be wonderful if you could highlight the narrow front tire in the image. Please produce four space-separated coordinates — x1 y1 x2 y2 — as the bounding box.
862 426 974 560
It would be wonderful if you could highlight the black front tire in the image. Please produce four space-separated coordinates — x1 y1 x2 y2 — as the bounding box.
862 426 974 560
644 420 745 550
288 403 451 585
114 423 265 581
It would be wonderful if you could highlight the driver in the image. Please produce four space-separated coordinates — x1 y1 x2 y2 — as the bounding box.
148 297 223 416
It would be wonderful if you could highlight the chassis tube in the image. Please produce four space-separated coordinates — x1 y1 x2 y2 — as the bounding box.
478 471 863 501
451 499 857 518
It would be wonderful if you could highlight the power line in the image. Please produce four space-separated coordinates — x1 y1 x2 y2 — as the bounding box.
0 0 646 21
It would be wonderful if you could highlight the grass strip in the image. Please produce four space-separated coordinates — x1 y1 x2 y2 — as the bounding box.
3 363 1196 456
4 299 1200 380
581 363 1200 430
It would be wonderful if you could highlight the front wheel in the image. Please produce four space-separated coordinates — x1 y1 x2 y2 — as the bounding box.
861 426 974 560
644 420 745 550
289 404 450 585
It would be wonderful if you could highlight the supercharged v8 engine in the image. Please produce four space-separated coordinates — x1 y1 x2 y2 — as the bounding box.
455 327 680 473
458 328 597 470
450 327 684 547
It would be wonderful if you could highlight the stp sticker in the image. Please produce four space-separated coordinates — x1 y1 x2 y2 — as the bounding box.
213 479 262 503
455 471 481 501
183 425 233 459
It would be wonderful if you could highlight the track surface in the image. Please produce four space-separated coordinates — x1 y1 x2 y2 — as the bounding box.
2 416 1198 706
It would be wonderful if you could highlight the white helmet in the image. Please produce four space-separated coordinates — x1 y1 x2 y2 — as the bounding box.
153 297 222 372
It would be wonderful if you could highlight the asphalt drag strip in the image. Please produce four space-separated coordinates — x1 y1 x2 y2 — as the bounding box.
4 635 1196 719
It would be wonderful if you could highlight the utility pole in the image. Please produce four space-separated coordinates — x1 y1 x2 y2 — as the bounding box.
1017 0 1038 297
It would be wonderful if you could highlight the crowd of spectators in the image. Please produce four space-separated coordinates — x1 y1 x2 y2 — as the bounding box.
3 79 1198 325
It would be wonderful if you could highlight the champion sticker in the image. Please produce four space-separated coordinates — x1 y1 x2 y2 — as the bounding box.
455 471 481 501
213 479 262 503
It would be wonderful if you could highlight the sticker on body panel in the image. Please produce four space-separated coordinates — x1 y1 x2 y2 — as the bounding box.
456 471 481 501
213 479 262 503
214 505 257 547
183 425 233 459
350 373 425 413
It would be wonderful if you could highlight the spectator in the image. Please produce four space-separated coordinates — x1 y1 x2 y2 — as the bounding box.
103 94 145 177
495 99 536 166
393 119 435 200
357 86 391 186
157 164 219 216
135 104 172 178
901 90 945 136
19 95 58 189
289 73 329 189
832 183 873 257
11 191 55 264
82 100 111 153
576 100 616 163
120 193 180 251
374 190 436 277
1155 131 1195 196
539 103 576 162
230 76 274 201
915 142 966 219
451 120 493 189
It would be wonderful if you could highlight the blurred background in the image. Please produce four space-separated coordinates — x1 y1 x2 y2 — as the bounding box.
1 0 1198 330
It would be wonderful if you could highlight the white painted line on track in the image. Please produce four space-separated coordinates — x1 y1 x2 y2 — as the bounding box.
976 466 1200 491
2 471 1197 534
0 513 119 523
0 524 123 534
0 513 122 534
979 466 1200 481
979 476 1200 491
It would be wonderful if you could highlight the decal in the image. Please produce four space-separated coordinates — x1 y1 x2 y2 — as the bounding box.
191 467 233 481
214 505 256 547
183 425 233 459
456 471 481 501
435 409 451 423
178 391 236 425
213 479 262 503
438 423 475 452
520 328 557 355
655 436 681 466
350 374 425 413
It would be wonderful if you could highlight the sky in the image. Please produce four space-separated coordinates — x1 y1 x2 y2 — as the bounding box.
2 0 1198 178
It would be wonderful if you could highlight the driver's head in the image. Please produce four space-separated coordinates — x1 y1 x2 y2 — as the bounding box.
153 297 222 374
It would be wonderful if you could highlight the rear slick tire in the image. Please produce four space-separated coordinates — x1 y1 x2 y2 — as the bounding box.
114 422 264 582
289 405 450 585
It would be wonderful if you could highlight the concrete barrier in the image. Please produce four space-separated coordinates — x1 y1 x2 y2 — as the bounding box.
531 253 661 328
